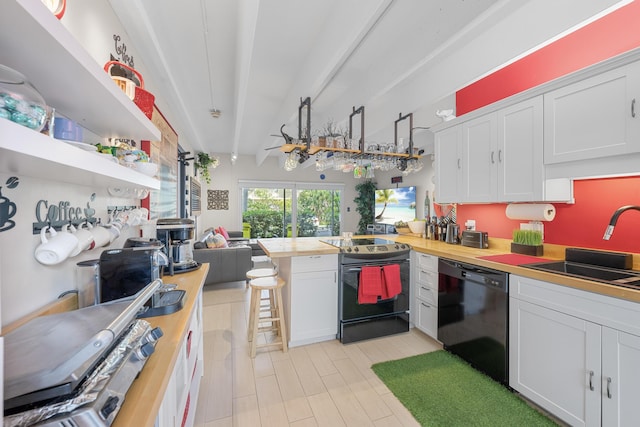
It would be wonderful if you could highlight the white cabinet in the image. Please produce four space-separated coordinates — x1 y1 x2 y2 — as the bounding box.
434 96 545 203
510 274 640 427
497 96 544 201
277 254 338 347
544 60 640 165
0 0 161 189
411 251 438 339
156 293 203 427
434 124 463 204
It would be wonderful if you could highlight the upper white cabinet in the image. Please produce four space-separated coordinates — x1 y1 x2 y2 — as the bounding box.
0 0 161 189
497 96 544 201
435 96 544 204
544 61 640 165
434 125 462 204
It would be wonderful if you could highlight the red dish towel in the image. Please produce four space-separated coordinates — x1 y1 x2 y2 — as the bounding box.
382 264 402 299
359 266 382 304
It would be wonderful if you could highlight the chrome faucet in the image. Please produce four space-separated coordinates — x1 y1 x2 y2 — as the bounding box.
603 205 640 240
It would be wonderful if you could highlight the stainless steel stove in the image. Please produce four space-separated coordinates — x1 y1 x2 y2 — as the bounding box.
320 238 410 256
321 238 411 343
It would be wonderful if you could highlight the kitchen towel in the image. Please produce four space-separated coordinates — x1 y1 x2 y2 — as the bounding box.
505 203 556 221
382 264 402 299
358 266 382 304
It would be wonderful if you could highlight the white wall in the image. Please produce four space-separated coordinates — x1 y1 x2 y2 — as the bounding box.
196 153 433 236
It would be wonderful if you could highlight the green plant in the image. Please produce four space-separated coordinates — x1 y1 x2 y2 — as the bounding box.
512 229 543 246
354 180 376 235
194 152 219 184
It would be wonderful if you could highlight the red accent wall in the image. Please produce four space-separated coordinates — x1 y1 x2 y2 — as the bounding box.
456 1 640 116
453 1 640 254
457 177 640 253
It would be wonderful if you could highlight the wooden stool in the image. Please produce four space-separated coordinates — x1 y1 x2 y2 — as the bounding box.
247 276 287 358
245 266 277 289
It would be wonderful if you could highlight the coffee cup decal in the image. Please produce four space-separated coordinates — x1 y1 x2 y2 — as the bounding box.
0 177 19 232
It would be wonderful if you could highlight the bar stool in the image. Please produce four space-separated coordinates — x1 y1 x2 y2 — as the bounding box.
245 265 278 289
247 276 287 358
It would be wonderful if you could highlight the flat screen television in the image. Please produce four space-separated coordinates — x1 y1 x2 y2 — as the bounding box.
374 186 416 225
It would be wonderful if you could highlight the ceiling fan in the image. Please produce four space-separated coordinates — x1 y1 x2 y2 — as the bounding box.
264 124 294 150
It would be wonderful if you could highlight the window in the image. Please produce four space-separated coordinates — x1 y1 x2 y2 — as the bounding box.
239 181 343 238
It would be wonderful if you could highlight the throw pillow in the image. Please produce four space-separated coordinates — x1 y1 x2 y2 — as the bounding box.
218 226 230 240
212 233 228 248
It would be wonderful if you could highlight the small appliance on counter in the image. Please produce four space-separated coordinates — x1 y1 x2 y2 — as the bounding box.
461 230 489 249
3 281 164 426
156 218 200 275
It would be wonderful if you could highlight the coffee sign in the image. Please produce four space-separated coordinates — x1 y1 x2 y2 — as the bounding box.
0 176 19 232
32 198 97 234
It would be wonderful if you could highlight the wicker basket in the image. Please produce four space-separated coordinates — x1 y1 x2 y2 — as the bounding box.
104 61 155 119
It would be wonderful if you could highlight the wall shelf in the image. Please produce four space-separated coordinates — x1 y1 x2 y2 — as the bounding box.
0 119 160 189
0 0 160 141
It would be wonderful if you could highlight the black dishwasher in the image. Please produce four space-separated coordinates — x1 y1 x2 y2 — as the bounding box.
437 258 509 385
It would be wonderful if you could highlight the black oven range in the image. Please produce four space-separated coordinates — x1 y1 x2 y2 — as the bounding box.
321 238 411 343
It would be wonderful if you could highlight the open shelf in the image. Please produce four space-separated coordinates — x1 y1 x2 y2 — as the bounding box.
0 0 160 141
0 119 160 189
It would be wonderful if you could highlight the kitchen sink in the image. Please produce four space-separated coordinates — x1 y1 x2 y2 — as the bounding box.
523 261 640 290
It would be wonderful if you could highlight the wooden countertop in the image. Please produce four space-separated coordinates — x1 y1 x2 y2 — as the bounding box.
112 263 208 427
257 234 640 304
258 237 339 258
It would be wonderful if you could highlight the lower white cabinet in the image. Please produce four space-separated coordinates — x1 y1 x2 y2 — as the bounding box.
510 274 640 427
277 254 339 347
411 251 438 339
156 292 204 427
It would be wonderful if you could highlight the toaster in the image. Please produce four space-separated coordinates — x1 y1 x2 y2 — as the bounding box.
461 230 489 249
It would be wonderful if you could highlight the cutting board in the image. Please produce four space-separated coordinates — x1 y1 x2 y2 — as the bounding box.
477 253 553 266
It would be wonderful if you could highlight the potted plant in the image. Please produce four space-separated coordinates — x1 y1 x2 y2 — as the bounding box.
354 180 376 235
511 229 544 256
194 152 219 184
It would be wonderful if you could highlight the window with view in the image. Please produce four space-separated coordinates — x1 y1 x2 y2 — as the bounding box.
239 182 342 238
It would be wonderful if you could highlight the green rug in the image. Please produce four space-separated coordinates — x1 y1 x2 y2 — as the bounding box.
372 350 557 426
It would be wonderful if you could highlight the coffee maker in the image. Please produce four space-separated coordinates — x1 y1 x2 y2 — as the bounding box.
156 218 199 275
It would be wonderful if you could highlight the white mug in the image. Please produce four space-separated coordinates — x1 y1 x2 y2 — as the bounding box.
105 223 121 243
66 223 94 256
89 222 112 249
35 226 79 265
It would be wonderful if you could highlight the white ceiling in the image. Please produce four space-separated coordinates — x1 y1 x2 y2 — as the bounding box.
108 0 627 165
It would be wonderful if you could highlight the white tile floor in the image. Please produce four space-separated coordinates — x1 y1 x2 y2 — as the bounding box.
193 280 442 427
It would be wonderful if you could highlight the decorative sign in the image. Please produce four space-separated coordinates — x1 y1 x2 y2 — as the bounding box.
207 190 229 210
32 198 97 234
391 176 403 184
113 34 134 68
0 177 19 232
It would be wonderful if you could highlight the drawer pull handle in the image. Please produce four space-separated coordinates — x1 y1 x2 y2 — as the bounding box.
421 302 430 308
491 151 495 164
420 286 429 291
606 377 612 399
589 370 594 391
498 149 503 162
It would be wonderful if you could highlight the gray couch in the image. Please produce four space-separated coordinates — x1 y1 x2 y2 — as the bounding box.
193 235 253 285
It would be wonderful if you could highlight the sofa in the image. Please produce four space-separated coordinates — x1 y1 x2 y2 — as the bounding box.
193 230 253 285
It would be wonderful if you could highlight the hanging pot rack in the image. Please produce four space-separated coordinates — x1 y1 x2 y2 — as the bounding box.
279 97 423 164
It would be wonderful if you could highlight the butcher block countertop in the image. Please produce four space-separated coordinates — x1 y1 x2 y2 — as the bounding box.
258 234 640 304
113 263 208 427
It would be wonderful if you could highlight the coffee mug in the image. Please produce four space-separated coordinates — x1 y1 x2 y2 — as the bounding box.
105 223 121 243
65 223 94 257
35 226 79 265
88 222 111 249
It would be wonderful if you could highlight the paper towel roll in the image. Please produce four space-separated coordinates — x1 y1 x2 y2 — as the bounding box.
505 203 556 221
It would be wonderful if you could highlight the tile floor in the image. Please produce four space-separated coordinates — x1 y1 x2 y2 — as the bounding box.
193 279 442 427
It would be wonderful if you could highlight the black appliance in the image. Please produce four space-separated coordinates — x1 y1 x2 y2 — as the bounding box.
437 258 509 384
99 247 166 303
3 282 164 426
322 238 411 343
156 218 199 275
